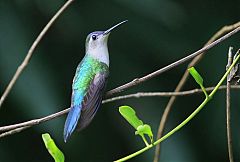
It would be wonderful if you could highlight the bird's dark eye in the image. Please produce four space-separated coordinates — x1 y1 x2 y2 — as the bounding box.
92 35 97 40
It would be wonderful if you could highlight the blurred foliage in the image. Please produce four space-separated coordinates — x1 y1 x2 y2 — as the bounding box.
0 0 240 162
42 133 65 162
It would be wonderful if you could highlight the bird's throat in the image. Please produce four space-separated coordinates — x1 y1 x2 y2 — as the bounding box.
86 46 109 66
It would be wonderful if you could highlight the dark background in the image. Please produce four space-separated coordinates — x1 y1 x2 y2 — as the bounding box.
0 0 240 162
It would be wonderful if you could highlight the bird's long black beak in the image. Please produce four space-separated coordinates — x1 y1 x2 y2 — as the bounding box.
103 20 128 35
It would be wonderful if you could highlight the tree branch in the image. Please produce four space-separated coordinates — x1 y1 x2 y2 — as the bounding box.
153 21 240 162
0 126 30 138
0 109 69 133
103 85 240 103
226 47 234 162
0 85 239 138
226 76 234 162
0 0 75 108
106 23 240 97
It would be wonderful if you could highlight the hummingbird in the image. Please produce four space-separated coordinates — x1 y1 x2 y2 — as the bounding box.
64 20 128 142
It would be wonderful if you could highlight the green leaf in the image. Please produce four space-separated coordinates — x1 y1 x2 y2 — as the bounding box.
119 106 143 130
42 133 65 162
188 67 204 86
135 124 153 143
119 106 154 145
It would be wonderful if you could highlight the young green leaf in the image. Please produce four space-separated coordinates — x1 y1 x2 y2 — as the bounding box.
42 133 65 162
119 106 143 130
188 67 209 98
119 106 154 145
135 124 153 143
188 67 203 86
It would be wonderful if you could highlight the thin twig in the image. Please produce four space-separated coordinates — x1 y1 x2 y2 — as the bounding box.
226 47 234 162
0 108 69 133
153 21 240 162
0 126 30 138
0 85 239 138
226 79 234 162
102 85 240 103
0 0 75 108
106 23 240 98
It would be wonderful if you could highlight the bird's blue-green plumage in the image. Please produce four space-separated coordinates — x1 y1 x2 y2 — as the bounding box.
64 55 109 142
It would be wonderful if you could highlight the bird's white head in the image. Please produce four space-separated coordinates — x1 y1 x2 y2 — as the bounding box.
85 20 128 66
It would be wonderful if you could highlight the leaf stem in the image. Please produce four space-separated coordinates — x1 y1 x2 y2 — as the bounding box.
140 135 149 146
200 84 209 98
114 53 240 162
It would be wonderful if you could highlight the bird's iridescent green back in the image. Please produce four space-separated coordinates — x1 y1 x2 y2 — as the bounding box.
72 56 108 105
